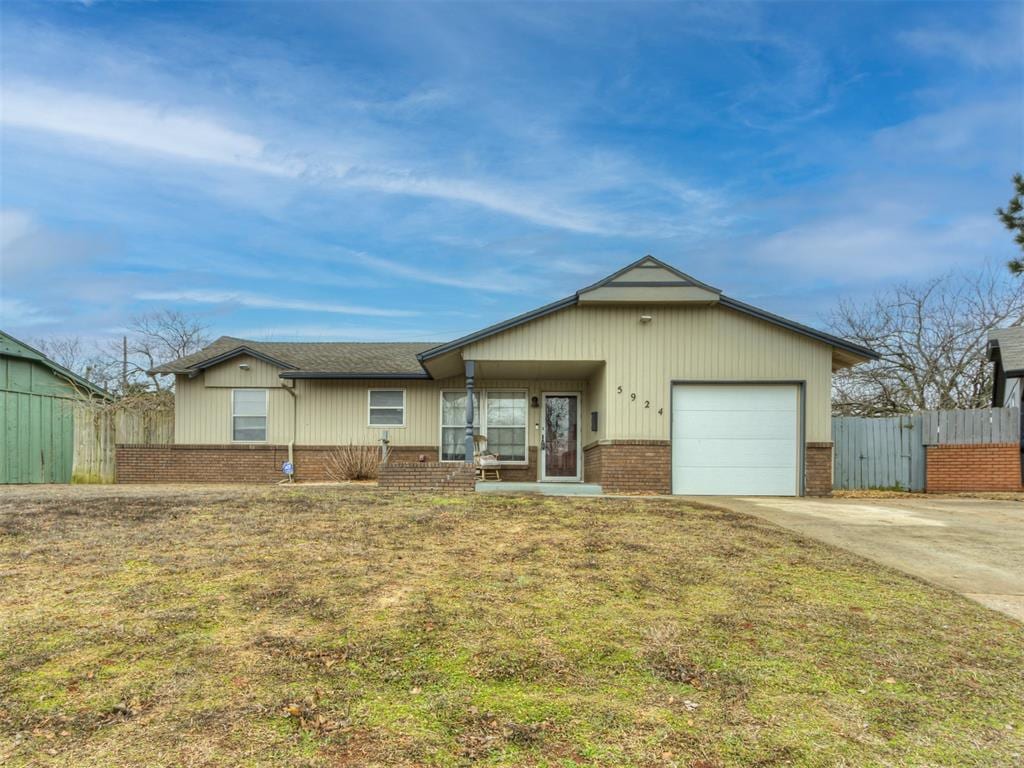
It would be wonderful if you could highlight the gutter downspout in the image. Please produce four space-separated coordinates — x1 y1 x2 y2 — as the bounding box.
282 380 297 471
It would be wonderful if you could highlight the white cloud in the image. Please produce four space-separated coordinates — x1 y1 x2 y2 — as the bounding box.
0 296 62 327
0 209 36 250
0 80 723 238
337 168 612 235
746 211 1002 283
0 81 301 176
349 251 544 293
136 289 419 317
873 99 1020 160
229 324 451 341
900 7 1024 70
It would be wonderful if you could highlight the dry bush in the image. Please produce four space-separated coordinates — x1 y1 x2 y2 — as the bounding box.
326 444 381 481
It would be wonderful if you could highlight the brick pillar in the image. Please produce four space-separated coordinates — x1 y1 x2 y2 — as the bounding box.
805 442 833 497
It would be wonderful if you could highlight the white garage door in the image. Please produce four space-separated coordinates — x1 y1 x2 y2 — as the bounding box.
672 384 799 496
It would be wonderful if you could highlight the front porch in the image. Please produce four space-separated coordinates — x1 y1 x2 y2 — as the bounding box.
431 358 604 485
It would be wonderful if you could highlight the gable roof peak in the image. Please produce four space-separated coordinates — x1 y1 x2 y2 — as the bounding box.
578 254 722 295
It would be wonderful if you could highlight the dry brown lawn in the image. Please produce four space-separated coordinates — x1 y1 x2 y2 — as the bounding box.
1 484 1022 767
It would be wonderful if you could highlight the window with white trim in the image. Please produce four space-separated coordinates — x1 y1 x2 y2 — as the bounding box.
368 389 405 427
232 389 267 442
440 390 527 463
441 391 479 461
484 390 527 461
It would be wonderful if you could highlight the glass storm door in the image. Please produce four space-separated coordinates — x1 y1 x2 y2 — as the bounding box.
542 394 579 481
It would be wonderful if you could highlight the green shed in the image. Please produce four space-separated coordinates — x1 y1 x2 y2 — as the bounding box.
1 331 108 484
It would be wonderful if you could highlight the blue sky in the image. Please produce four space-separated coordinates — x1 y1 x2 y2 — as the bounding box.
1 1 1022 344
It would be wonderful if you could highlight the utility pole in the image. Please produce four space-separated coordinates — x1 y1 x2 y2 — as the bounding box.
122 335 128 393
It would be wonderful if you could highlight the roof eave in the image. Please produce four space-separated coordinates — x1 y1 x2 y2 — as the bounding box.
417 294 579 362
718 296 879 361
0 331 111 398
279 371 432 380
576 254 723 295
151 345 299 378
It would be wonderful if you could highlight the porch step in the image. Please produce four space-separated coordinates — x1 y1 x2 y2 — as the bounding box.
476 481 604 496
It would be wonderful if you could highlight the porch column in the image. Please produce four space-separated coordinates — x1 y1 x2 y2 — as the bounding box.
464 359 476 465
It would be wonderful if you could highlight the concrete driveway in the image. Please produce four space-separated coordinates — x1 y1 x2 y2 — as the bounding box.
697 495 1024 622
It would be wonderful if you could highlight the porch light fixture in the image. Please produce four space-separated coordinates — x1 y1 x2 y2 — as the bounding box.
639 314 653 323
530 396 540 408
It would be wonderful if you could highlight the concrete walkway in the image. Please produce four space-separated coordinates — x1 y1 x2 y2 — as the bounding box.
690 495 1024 622
476 481 603 495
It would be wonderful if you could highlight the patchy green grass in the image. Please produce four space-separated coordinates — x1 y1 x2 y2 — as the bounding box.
0 485 1021 767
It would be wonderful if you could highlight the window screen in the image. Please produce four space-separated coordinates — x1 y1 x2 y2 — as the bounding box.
441 391 479 461
232 390 267 442
485 391 527 461
369 389 405 426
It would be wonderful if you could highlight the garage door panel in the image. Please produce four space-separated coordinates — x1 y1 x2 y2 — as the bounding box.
675 384 797 412
673 438 797 468
672 410 796 441
672 384 799 496
675 467 798 496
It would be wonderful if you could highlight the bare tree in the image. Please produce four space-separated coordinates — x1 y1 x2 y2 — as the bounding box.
122 310 211 391
828 267 1024 415
31 336 87 373
32 310 210 395
31 335 119 391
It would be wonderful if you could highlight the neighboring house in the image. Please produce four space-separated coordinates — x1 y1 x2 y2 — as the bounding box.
1 330 109 483
147 256 877 495
989 326 1024 409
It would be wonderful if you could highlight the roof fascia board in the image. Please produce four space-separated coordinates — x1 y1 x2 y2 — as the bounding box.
419 269 878 363
987 338 1001 363
417 294 578 362
577 254 722 295
279 371 432 380
0 330 111 398
718 296 879 360
181 346 298 377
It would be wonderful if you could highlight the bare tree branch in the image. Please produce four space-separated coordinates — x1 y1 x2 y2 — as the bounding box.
828 267 1024 415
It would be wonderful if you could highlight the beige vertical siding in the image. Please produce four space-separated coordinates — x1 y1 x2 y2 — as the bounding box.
175 368 588 450
174 304 836 446
203 355 283 387
175 374 292 444
464 303 834 443
177 356 296 444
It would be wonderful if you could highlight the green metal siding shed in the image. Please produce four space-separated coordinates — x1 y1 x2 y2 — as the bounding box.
0 331 108 484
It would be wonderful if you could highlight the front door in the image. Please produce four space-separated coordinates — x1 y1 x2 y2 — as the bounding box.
542 394 580 481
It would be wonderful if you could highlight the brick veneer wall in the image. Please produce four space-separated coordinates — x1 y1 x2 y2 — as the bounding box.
583 440 671 494
117 444 285 483
378 462 476 492
926 443 1023 492
116 444 435 483
805 442 833 497
584 439 832 496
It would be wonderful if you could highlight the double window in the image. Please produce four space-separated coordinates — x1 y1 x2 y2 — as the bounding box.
440 390 527 463
232 389 267 442
368 389 406 427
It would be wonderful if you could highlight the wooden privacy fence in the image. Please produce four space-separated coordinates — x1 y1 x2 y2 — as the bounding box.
832 407 1021 491
72 405 174 483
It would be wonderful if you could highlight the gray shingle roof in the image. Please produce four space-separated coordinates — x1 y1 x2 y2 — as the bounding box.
151 336 437 377
989 326 1024 376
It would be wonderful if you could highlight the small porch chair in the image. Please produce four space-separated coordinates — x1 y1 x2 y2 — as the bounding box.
473 434 502 481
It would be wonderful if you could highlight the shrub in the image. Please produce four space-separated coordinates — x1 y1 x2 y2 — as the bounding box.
326 444 381 481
